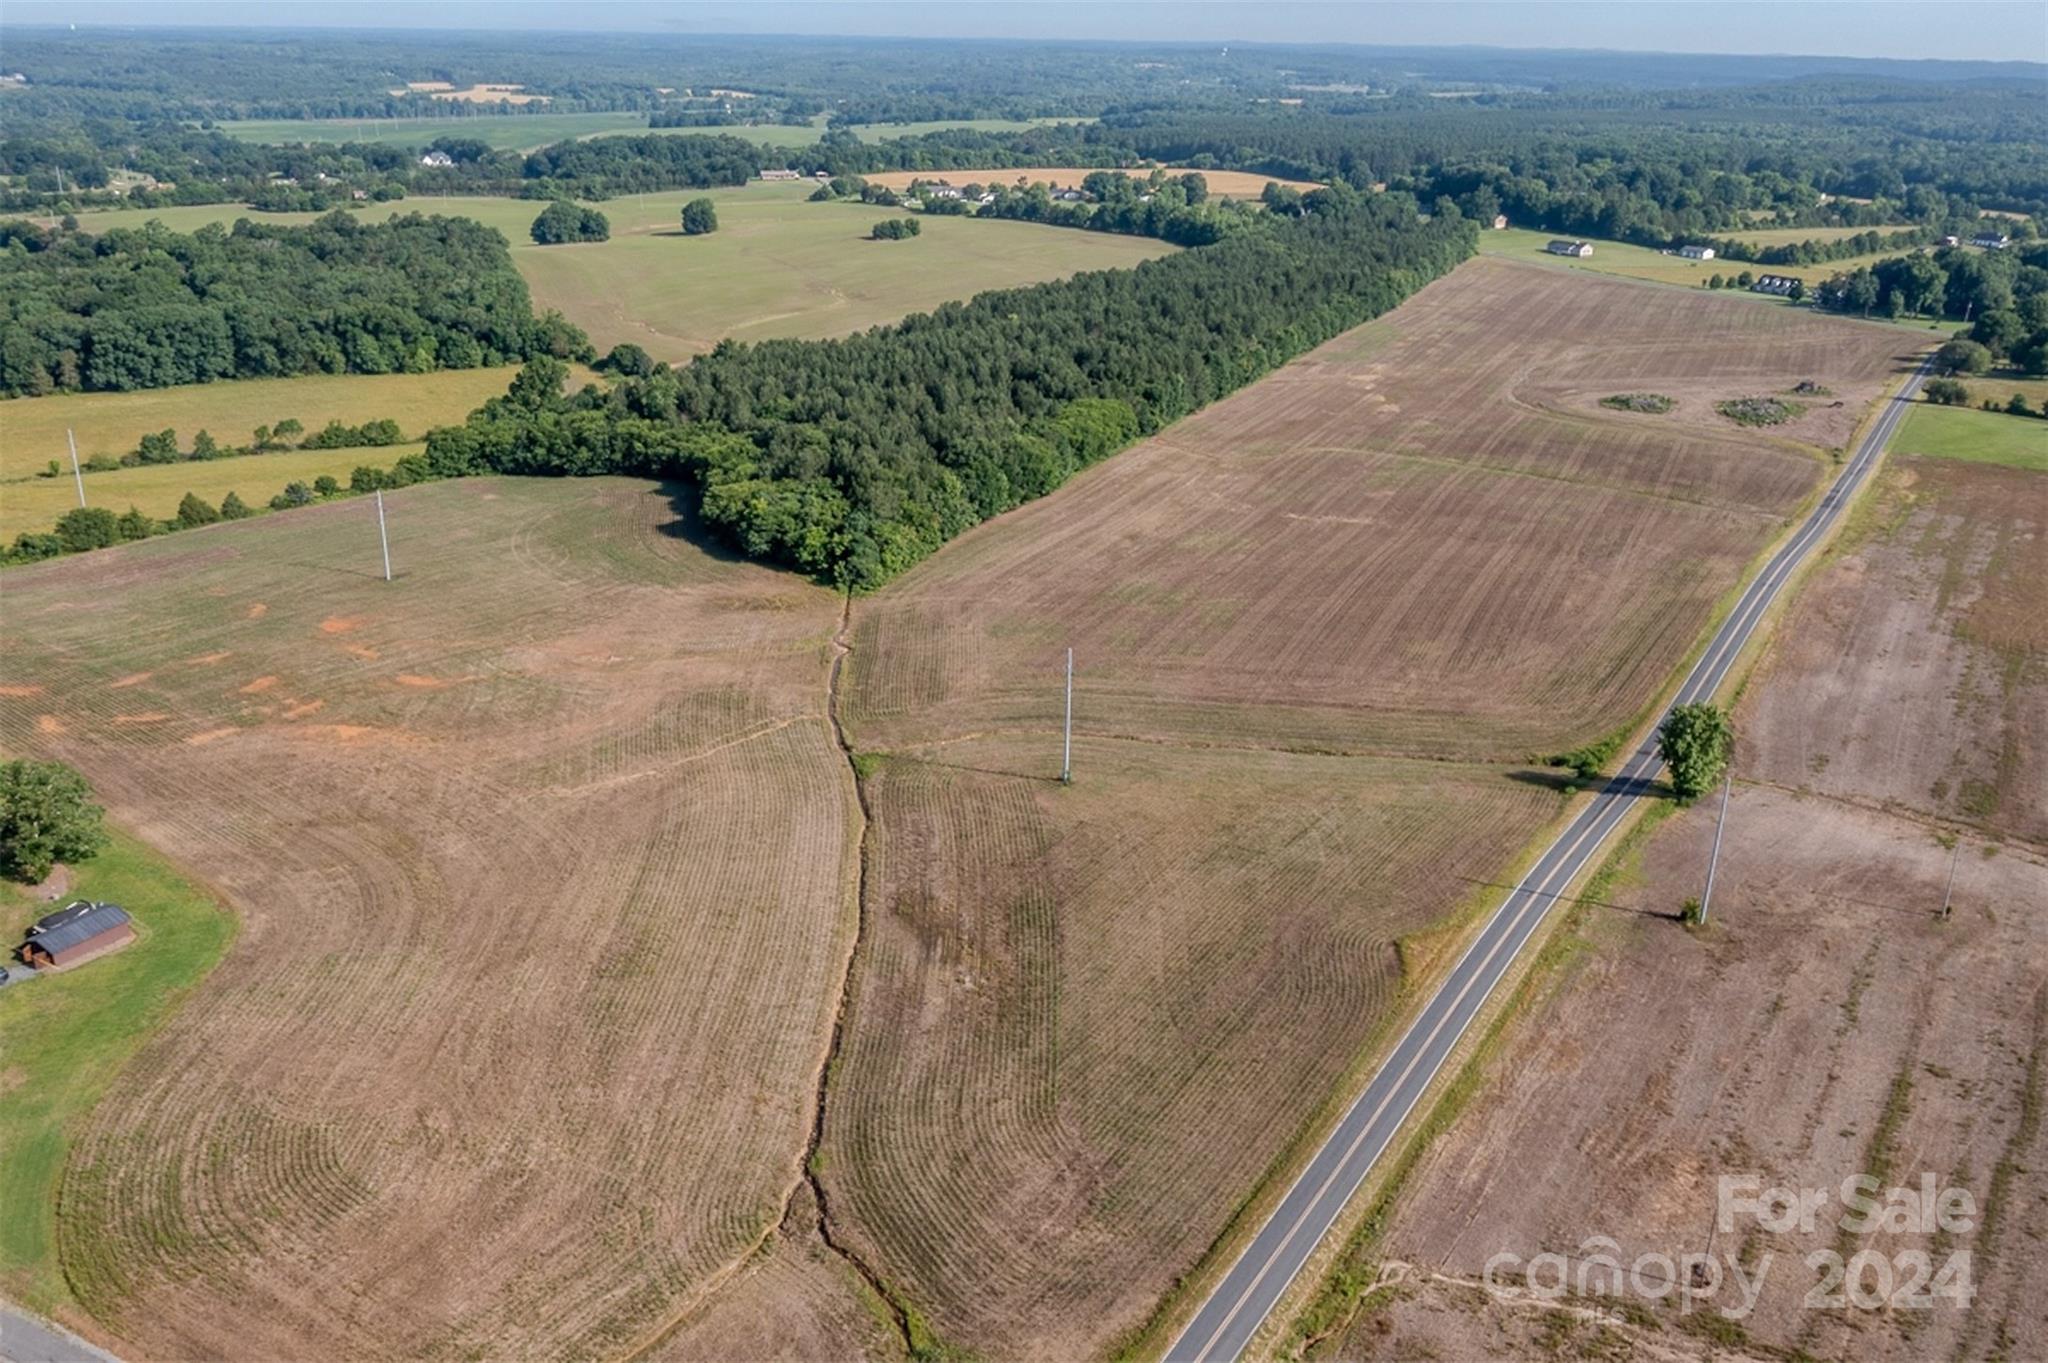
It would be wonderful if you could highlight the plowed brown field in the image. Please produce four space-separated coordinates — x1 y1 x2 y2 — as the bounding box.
0 479 858 1360
817 259 1918 1358
1320 452 2048 1363
844 258 1913 763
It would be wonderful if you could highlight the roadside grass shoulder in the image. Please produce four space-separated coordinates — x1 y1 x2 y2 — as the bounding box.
0 831 236 1315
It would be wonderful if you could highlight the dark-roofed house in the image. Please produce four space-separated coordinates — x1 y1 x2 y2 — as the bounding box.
1546 239 1593 257
19 901 134 970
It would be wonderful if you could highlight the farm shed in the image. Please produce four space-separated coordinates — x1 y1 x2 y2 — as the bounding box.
1546 239 1593 257
18 901 134 969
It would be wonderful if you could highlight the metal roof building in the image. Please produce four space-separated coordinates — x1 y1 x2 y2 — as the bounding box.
19 901 134 969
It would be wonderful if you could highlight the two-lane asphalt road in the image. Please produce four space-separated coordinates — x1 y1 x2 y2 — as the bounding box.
1166 353 1933 1363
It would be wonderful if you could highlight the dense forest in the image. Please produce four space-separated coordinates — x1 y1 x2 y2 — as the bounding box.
423 190 1475 587
0 212 588 396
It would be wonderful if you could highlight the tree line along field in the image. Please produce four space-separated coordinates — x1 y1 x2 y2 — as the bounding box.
0 445 422 541
808 258 1916 1357
0 366 541 477
1322 450 2047 1363
0 478 861 1360
859 166 1324 197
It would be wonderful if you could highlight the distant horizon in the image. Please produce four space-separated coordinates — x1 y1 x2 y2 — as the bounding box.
4 1 2045 66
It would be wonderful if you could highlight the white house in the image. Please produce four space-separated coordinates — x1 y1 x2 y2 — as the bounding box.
1679 244 1715 260
419 150 455 168
1971 232 2011 250
1546 239 1593 258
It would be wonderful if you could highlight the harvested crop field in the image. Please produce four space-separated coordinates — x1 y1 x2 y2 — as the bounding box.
1308 444 2048 1363
1740 453 2047 844
811 258 1919 1358
822 736 1559 1357
0 478 859 1359
843 257 1914 763
859 166 1323 197
1316 790 2048 1363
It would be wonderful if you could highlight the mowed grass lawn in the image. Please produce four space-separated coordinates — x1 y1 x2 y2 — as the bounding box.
1 445 424 540
54 184 1171 364
0 366 541 477
1895 402 2048 471
1480 226 1916 293
0 832 236 1316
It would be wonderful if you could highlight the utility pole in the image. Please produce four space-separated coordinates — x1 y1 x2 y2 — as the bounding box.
1061 648 1073 785
66 428 85 508
1699 771 1732 925
375 489 392 582
1940 842 1959 920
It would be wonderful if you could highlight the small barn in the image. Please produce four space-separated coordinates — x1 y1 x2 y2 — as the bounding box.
1680 244 1715 260
19 901 134 970
1546 239 1593 257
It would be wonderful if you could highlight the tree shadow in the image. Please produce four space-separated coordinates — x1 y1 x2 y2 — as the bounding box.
650 480 746 563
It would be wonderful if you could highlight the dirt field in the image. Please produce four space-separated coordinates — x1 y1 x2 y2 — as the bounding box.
819 736 1559 1357
859 167 1324 197
0 478 860 1359
843 257 1913 765
1741 455 2047 844
806 258 1918 1359
1313 453 2048 1363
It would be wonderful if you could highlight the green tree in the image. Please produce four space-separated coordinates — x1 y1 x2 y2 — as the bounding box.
190 428 220 459
114 506 158 540
681 197 719 235
2006 392 2033 416
219 490 253 519
137 428 179 464
0 758 109 882
176 491 221 527
54 505 121 552
1935 337 1992 375
1787 279 1807 303
273 418 304 444
313 474 341 497
1658 703 1732 805
349 465 389 492
1924 377 1970 406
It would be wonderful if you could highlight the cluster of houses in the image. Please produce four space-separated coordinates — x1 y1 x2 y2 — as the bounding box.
11 900 134 974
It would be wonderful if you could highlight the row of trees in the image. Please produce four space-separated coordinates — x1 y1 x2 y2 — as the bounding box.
422 192 1476 588
5 452 431 566
0 211 591 397
1812 242 2048 374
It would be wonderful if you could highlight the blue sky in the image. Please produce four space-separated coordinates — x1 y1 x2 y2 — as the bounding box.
9 1 2046 63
